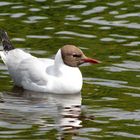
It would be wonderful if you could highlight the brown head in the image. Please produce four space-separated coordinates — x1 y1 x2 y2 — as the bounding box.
61 45 100 67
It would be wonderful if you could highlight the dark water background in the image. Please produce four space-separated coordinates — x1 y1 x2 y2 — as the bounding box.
0 0 140 139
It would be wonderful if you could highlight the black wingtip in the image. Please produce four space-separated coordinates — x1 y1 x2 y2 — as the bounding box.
0 29 14 51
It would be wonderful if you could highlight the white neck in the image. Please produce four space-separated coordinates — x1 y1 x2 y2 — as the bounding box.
54 49 63 66
47 49 83 93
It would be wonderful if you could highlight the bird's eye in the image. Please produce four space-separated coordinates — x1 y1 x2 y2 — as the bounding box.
73 54 81 58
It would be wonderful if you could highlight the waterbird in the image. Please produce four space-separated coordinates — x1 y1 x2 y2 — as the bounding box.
0 30 100 94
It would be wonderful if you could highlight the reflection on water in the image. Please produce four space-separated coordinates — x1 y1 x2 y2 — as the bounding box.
84 17 140 29
84 77 140 90
55 31 96 38
0 2 13 6
127 50 140 56
82 6 107 15
92 107 140 121
26 35 51 39
108 132 140 139
23 16 47 24
0 88 82 138
0 92 4 103
103 60 140 72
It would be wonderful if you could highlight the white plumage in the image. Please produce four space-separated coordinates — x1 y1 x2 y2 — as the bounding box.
0 49 82 94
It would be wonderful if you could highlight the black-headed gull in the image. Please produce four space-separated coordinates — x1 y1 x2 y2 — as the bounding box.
0 30 100 94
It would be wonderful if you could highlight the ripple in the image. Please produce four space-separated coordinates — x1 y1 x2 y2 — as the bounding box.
0 2 12 6
84 77 140 90
0 13 10 16
123 41 140 46
11 38 26 42
0 92 4 103
107 1 124 6
101 33 138 43
82 6 107 15
108 132 140 138
83 17 140 29
99 26 111 30
127 50 140 56
134 4 140 8
93 107 140 121
68 5 86 9
109 55 121 59
80 0 96 3
35 0 46 2
55 0 71 3
0 64 7 70
84 77 128 88
44 27 55 30
103 60 140 73
110 34 138 39
100 37 126 43
0 130 21 135
121 8 127 11
0 135 19 139
57 36 72 39
23 16 47 23
28 16 47 21
93 120 109 124
26 35 51 39
41 6 49 9
124 93 140 98
78 24 93 28
100 37 114 42
79 127 102 134
0 19 5 21
103 66 128 72
55 31 96 38
29 8 41 12
136 75 140 78
101 97 118 101
0 121 31 129
11 5 26 9
114 61 140 70
115 13 140 19
109 11 119 15
10 13 26 18
65 15 81 21
126 123 140 127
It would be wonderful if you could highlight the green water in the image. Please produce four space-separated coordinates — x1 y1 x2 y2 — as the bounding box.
0 0 140 139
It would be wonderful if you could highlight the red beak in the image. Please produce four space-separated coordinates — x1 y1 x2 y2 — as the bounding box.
82 57 100 64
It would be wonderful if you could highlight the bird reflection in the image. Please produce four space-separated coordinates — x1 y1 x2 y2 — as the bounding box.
7 86 82 132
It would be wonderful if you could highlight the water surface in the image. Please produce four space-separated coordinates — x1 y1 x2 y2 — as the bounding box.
0 0 140 139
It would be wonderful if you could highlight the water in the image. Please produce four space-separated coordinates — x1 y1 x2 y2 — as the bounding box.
0 0 140 139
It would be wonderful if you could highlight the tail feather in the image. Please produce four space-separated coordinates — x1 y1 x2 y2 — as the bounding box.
0 51 7 64
0 29 14 51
